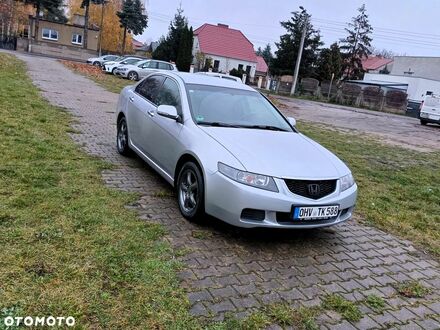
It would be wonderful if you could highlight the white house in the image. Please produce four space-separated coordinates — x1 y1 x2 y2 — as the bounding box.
192 23 258 78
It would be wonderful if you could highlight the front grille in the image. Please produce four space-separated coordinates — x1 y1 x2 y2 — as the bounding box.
241 208 265 221
284 179 337 200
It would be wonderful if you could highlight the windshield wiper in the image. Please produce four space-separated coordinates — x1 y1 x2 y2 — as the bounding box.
240 125 289 131
197 121 242 128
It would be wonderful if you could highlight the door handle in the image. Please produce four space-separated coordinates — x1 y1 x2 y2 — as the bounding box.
129 96 134 102
147 110 155 117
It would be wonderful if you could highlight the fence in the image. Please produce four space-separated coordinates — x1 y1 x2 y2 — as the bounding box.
0 34 17 50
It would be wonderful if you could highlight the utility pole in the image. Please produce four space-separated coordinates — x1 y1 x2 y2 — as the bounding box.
290 6 308 96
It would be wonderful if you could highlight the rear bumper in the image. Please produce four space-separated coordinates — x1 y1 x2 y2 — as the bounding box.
204 171 358 229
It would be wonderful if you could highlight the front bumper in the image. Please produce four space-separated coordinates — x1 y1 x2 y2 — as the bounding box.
420 112 440 124
205 171 357 228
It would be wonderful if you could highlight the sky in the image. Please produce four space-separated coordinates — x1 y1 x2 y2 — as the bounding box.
138 0 440 57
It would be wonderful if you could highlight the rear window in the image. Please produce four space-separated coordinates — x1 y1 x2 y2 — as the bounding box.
424 97 440 107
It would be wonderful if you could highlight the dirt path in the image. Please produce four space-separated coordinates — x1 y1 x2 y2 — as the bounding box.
273 95 440 152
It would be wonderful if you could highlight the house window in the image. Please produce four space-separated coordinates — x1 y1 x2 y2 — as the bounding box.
42 28 58 41
72 33 83 45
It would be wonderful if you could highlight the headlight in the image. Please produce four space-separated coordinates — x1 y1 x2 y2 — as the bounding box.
218 162 278 192
340 173 355 192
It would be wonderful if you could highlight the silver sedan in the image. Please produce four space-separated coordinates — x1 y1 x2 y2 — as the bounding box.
115 72 357 228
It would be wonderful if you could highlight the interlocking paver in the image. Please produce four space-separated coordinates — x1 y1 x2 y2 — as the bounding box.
15 51 440 329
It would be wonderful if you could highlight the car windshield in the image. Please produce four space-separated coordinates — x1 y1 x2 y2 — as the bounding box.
425 97 440 107
114 56 125 62
187 84 293 132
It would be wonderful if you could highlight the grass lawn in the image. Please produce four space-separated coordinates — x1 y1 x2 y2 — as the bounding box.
0 54 197 328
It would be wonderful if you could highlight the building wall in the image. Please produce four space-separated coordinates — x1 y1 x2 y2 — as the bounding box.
192 36 257 78
31 19 99 51
364 73 440 102
391 56 440 81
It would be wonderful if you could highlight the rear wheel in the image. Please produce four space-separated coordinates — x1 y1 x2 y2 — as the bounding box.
177 162 205 221
93 61 101 67
420 119 427 126
127 71 138 81
116 116 131 156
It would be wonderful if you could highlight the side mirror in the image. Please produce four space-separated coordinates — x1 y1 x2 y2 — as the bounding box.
287 117 296 127
157 105 180 121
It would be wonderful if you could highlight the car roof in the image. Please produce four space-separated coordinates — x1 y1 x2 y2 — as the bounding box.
160 72 255 91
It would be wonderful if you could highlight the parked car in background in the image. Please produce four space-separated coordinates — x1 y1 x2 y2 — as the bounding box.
420 94 440 126
86 54 119 67
114 59 177 81
102 57 145 74
115 72 357 228
196 72 243 83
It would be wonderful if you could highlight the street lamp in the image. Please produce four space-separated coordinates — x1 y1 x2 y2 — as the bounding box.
290 6 308 96
98 0 108 57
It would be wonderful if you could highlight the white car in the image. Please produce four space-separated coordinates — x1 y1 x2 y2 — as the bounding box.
114 59 177 81
420 94 440 126
102 57 144 74
196 72 243 83
86 54 119 67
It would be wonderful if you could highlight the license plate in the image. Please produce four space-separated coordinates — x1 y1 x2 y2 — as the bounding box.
293 205 339 220
429 114 440 121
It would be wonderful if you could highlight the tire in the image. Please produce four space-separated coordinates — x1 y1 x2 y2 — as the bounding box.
127 71 138 81
116 116 131 156
111 67 117 75
177 162 205 221
93 61 101 67
420 119 427 126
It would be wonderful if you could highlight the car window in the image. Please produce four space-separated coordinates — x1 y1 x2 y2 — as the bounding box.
158 62 171 70
156 78 182 114
135 75 165 104
142 61 157 69
124 58 140 65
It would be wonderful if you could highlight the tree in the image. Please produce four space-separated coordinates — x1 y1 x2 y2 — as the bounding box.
369 47 396 59
68 0 130 54
316 42 343 81
256 43 273 69
15 0 64 39
81 0 105 49
117 0 148 54
152 7 193 71
271 9 323 78
340 4 373 80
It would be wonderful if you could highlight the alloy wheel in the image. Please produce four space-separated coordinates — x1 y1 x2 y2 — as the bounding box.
179 169 199 213
117 120 128 151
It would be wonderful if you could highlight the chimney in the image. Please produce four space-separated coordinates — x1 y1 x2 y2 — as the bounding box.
217 23 229 28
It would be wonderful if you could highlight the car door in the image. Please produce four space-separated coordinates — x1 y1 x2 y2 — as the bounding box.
139 60 159 78
126 75 165 156
147 77 184 175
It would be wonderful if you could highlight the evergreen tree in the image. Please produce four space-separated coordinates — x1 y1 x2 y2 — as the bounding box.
316 42 343 81
340 4 373 80
16 0 64 39
256 43 273 69
152 7 193 71
117 0 148 54
271 8 322 77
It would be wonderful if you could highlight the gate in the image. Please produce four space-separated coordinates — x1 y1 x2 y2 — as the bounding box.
0 34 17 50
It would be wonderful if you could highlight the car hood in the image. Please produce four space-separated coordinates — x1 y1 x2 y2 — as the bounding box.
200 127 349 179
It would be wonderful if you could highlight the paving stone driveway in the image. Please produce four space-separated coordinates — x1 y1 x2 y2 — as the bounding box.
17 53 440 329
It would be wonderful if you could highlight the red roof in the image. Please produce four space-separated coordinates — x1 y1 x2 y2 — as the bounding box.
362 56 393 70
194 23 257 62
132 38 144 48
256 56 268 73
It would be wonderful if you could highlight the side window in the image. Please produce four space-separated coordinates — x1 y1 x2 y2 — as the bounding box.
156 78 182 114
135 75 165 104
158 62 171 70
143 61 157 69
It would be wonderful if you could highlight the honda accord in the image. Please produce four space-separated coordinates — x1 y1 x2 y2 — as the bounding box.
115 72 357 228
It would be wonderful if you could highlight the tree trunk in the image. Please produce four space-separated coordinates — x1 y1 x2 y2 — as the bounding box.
83 2 89 49
121 26 127 55
34 2 40 40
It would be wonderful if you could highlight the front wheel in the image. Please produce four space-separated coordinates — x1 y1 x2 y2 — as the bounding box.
177 162 205 221
93 61 101 67
127 71 138 81
116 116 131 156
420 119 427 126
